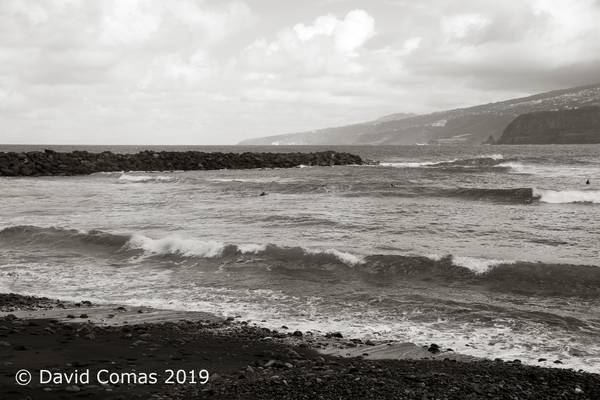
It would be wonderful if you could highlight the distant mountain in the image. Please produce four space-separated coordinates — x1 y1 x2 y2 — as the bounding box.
498 106 600 144
239 83 600 145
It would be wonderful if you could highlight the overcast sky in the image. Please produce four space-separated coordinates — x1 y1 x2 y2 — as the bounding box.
1 0 600 144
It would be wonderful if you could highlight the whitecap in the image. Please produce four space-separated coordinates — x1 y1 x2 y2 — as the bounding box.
534 188 600 204
118 174 176 183
126 234 225 258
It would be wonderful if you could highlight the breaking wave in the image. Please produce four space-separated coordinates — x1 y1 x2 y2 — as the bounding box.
2 225 600 297
443 187 535 203
372 187 537 204
534 188 600 204
499 161 600 178
126 234 364 266
377 186 599 205
117 174 177 183
381 154 505 169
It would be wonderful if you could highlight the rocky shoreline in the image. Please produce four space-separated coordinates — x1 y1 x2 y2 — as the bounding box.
0 150 363 177
1 293 599 399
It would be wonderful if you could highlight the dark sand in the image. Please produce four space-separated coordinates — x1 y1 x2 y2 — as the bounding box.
1 293 599 399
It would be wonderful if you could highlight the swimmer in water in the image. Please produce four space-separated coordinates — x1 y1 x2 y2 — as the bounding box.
586 179 590 185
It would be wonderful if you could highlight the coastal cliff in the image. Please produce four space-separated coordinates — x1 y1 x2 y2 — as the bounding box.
497 106 600 144
0 150 362 176
240 83 600 145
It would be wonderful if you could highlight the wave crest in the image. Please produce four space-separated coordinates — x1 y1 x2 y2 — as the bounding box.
124 234 363 265
118 174 177 183
534 188 600 204
381 154 505 169
2 225 599 297
0 225 130 249
127 234 225 258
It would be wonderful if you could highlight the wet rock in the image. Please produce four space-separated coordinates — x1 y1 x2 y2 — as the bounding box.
427 344 441 354
243 366 256 382
0 150 363 176
264 359 287 368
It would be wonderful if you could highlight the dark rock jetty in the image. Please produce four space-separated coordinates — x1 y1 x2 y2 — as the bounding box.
0 150 363 177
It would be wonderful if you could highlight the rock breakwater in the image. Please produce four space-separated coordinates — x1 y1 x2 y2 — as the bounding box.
0 150 363 176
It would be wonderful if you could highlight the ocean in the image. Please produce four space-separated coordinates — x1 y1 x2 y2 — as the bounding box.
1 144 599 372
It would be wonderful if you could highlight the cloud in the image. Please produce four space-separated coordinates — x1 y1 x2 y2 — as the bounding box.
99 0 161 46
442 13 492 42
332 9 376 53
243 9 375 76
1 0 600 145
290 9 375 54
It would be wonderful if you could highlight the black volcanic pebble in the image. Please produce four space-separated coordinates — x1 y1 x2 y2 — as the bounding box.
428 343 441 354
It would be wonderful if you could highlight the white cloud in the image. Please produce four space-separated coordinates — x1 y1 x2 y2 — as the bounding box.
290 9 375 54
333 9 375 54
294 15 337 41
242 9 375 78
402 37 422 54
99 0 161 46
139 50 214 89
442 13 491 41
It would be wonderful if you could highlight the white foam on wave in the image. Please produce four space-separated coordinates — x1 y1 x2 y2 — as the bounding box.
124 234 363 266
425 254 513 274
118 174 176 183
305 248 365 266
500 161 600 178
453 256 514 274
127 234 225 257
478 153 504 160
207 177 293 183
238 243 267 254
380 160 455 168
534 188 600 204
381 154 503 168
